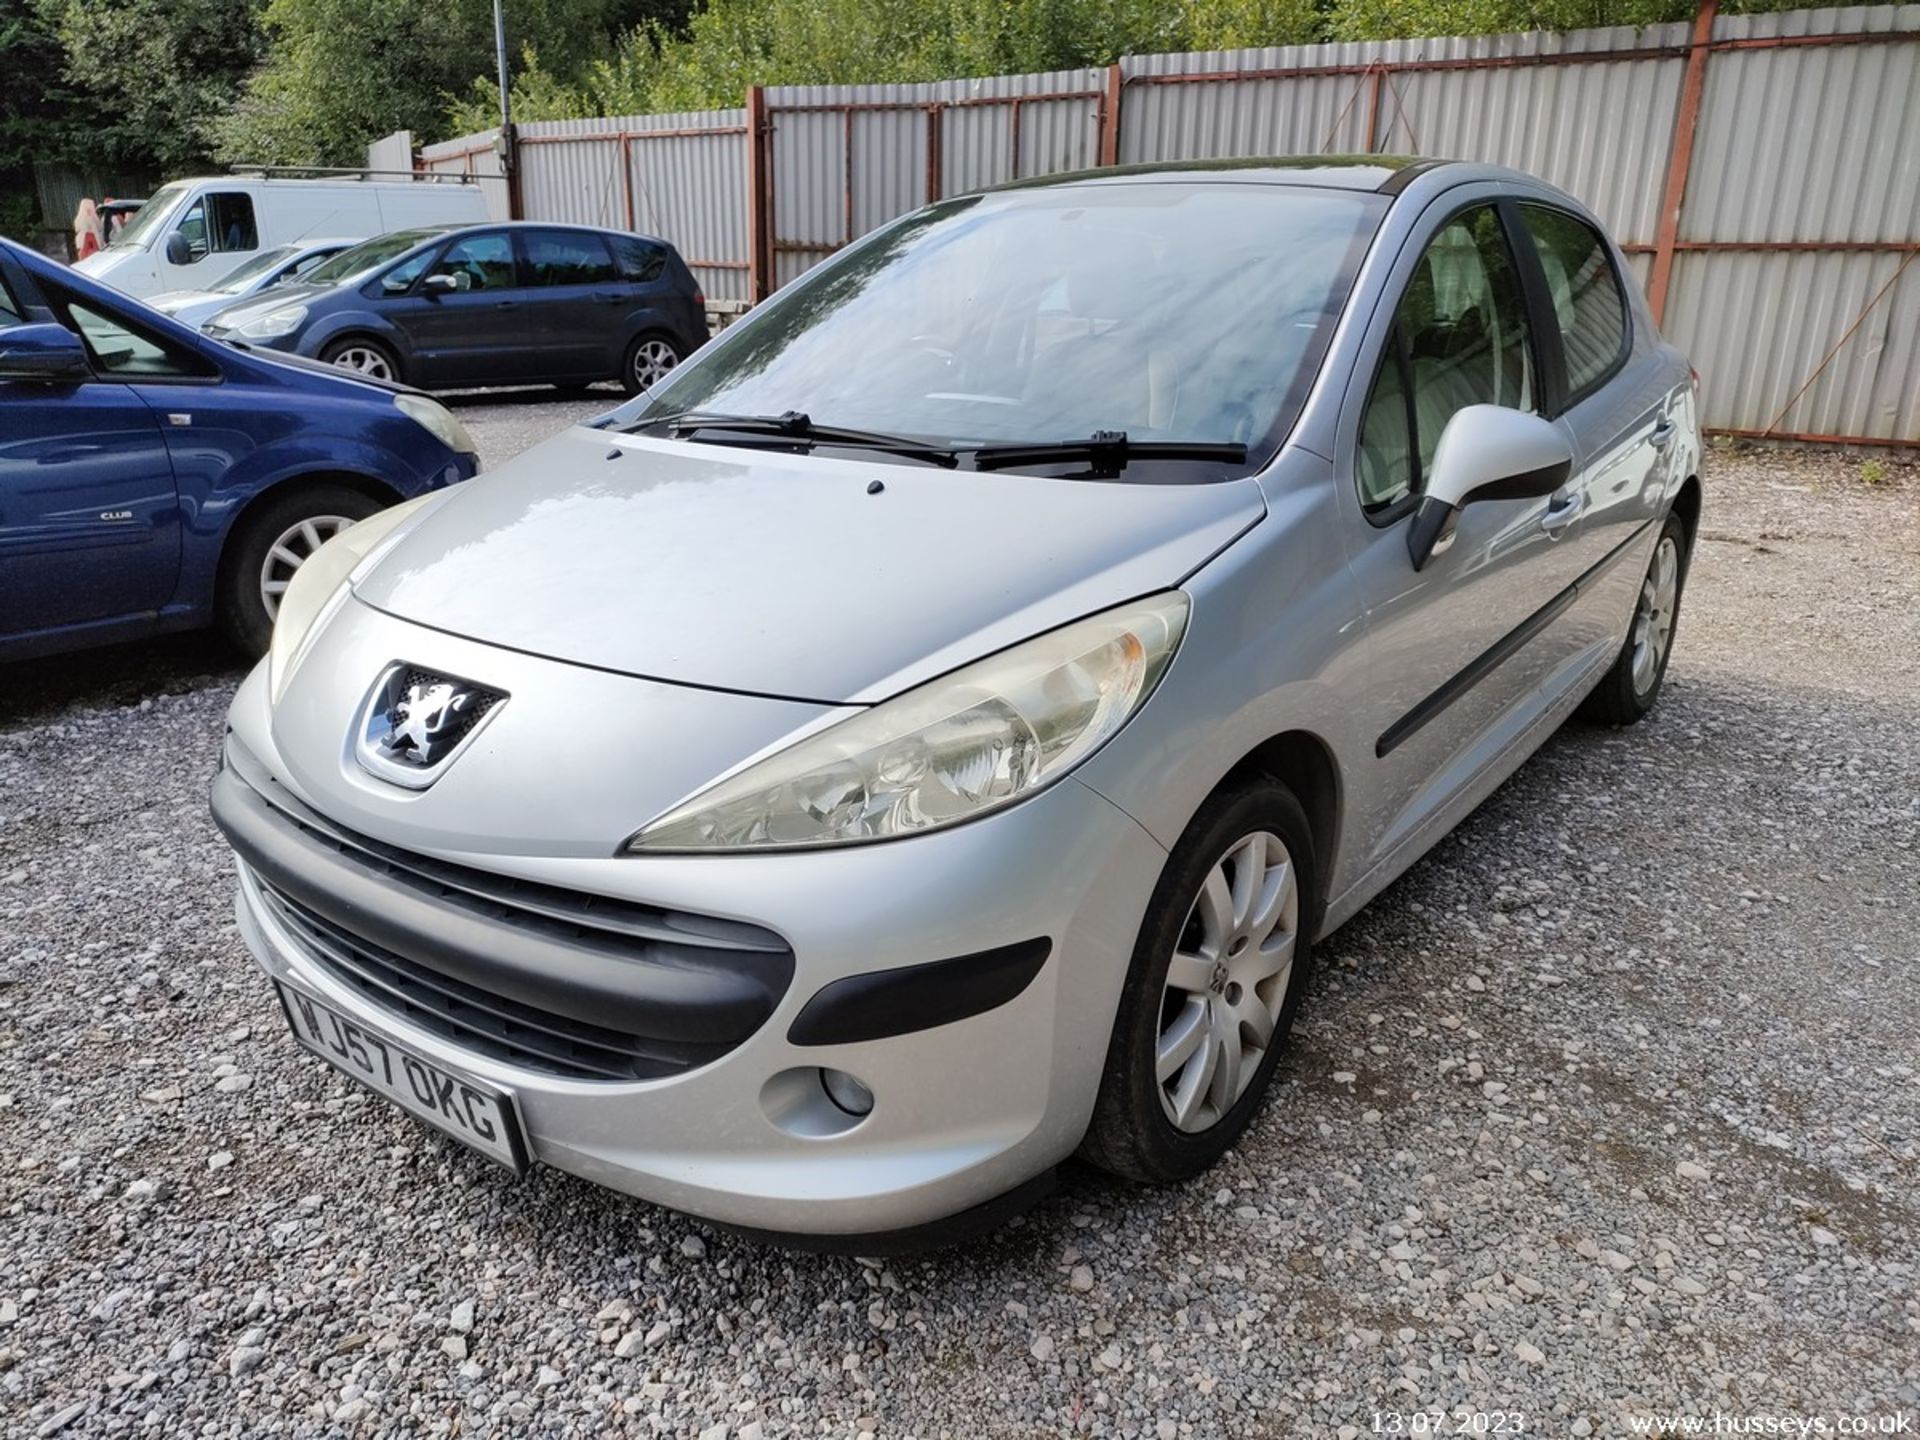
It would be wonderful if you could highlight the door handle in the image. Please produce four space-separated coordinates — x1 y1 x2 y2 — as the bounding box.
494 300 517 310
1649 418 1676 449
1541 488 1585 534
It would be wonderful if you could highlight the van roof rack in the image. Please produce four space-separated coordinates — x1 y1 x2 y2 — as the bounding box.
223 164 476 185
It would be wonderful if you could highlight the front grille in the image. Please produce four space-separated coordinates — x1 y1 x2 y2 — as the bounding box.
257 883 711 1080
219 738 794 1084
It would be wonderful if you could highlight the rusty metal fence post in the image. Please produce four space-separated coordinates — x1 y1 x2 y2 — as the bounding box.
1647 0 1719 328
746 86 774 303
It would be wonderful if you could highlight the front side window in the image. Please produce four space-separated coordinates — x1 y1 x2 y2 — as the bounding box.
624 182 1387 474
1521 204 1627 400
56 289 208 378
525 230 618 286
1357 205 1536 512
427 233 515 292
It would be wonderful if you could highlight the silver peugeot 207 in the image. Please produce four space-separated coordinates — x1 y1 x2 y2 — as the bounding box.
213 157 1701 1242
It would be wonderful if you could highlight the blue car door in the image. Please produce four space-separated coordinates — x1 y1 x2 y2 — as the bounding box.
0 275 179 640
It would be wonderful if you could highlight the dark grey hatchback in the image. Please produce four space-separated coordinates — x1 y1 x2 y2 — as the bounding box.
200 222 709 393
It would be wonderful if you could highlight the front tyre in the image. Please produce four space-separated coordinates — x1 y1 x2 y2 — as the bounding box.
1081 780 1317 1184
1578 511 1690 726
218 484 380 658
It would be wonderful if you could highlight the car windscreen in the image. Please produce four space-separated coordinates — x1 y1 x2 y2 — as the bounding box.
108 181 191 251
302 229 446 289
209 245 301 293
624 182 1387 472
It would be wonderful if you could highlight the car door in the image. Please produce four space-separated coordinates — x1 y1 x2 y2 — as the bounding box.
1336 194 1594 867
160 189 261 292
385 231 532 387
517 228 626 381
0 266 180 640
1513 201 1677 649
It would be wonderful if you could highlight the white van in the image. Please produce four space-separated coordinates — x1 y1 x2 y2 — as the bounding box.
76 176 490 299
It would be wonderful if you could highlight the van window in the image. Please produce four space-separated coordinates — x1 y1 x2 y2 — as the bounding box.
174 192 258 262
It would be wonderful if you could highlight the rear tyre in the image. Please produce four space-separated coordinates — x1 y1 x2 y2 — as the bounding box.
320 337 402 384
621 333 683 396
218 483 380 659
1080 780 1317 1184
1578 511 1690 726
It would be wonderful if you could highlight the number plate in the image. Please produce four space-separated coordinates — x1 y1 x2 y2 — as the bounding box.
274 979 528 1173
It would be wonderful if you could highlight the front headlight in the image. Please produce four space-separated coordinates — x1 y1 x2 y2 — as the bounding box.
629 592 1189 852
395 393 478 456
267 493 438 704
235 304 307 339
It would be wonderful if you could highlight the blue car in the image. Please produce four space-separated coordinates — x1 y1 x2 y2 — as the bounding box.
0 236 479 663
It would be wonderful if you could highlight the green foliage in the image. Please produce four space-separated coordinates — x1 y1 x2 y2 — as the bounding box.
1858 458 1888 486
214 0 658 166
0 0 83 225
51 0 265 172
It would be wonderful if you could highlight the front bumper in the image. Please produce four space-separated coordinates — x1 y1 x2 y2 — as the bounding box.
219 635 1167 1236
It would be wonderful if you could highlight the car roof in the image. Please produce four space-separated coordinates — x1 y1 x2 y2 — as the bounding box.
988 155 1445 194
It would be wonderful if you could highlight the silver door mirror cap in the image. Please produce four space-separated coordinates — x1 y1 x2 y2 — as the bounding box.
1408 405 1573 571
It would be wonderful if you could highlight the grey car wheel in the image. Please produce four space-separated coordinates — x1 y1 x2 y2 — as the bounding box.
1578 510 1690 726
1156 830 1299 1133
1630 533 1680 695
1082 779 1316 1184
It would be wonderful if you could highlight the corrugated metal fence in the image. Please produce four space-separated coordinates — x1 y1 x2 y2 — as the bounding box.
399 1 1920 445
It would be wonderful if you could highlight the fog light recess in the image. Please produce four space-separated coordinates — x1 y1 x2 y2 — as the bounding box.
760 1067 876 1139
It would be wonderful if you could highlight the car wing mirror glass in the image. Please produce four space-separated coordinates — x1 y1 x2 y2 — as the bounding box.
164 232 192 266
0 323 92 383
1406 404 1573 571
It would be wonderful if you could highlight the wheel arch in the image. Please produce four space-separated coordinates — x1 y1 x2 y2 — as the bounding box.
214 468 406 590
1213 729 1343 922
1671 473 1703 555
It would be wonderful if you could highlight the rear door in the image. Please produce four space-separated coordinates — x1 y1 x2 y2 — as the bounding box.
0 266 181 639
1336 193 1592 866
386 231 531 386
1512 202 1676 636
517 228 627 381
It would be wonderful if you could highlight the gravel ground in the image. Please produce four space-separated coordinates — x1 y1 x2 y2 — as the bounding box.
2 419 1916 1438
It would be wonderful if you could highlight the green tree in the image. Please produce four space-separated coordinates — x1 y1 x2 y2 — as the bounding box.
215 0 652 166
50 0 265 172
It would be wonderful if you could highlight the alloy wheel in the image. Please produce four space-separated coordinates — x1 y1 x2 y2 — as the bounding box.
631 338 680 390
260 515 355 621
1155 829 1299 1133
329 345 394 381
1630 534 1680 694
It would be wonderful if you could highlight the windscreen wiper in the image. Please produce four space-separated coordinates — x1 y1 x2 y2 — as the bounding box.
624 409 960 468
970 430 1248 478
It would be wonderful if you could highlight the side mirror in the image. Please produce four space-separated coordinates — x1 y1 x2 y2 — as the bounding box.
0 323 91 383
1406 405 1573 571
421 272 458 296
164 232 192 266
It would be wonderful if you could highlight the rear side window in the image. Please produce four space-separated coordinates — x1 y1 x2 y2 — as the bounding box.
1520 204 1627 401
609 234 668 282
524 230 619 286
